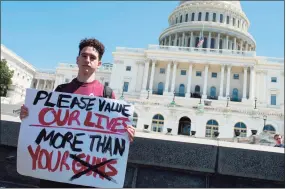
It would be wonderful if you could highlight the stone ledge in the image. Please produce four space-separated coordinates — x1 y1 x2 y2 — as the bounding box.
0 120 284 182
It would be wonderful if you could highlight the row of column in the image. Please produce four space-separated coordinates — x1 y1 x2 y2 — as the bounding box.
161 32 254 51
141 59 256 100
33 79 55 91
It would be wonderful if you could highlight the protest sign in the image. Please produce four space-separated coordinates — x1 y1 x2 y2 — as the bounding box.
17 88 134 188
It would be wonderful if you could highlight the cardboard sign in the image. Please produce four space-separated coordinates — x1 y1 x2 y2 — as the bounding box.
17 88 134 188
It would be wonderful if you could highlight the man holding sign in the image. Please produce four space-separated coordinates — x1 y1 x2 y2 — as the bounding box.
19 38 135 188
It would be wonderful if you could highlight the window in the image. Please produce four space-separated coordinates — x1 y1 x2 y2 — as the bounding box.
195 85 200 93
104 82 109 86
196 71 201 76
227 16 230 24
233 74 239 79
233 18 236 26
185 14 188 22
205 120 219 138
271 94 276 105
132 112 138 128
220 14 223 23
210 38 215 49
65 79 69 83
181 70 186 75
180 15 183 23
160 68 165 74
198 12 202 21
234 122 247 137
191 13 195 21
152 114 164 133
126 66 131 71
271 77 277 82
176 17 178 23
213 13 216 22
205 12 209 21
212 73 217 78
238 20 240 28
123 82 129 92
263 124 276 134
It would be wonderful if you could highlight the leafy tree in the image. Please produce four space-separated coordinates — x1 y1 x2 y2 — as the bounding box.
0 59 14 97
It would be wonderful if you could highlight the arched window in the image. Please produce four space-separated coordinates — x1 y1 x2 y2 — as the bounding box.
219 39 223 50
132 112 138 128
152 114 164 133
234 122 247 137
205 119 219 137
180 15 183 23
263 124 276 134
191 13 195 21
203 37 208 48
179 84 185 97
158 82 164 95
198 12 202 21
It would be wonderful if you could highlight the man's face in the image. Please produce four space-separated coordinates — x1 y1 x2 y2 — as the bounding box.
275 135 282 144
77 46 101 75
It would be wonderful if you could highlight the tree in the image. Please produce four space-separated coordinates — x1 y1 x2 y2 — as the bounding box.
0 59 14 97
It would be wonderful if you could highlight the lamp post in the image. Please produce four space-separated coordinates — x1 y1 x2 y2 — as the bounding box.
263 115 267 127
120 85 125 99
199 93 202 104
147 89 150 99
254 97 257 109
173 90 176 102
226 95 230 107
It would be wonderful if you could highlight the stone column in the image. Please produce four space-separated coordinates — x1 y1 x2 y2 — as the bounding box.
242 66 248 101
240 40 243 53
170 61 178 93
256 71 261 103
148 60 156 92
35 79 40 89
216 33 220 49
245 43 249 52
168 35 172 46
43 80 47 90
202 64 209 99
218 64 225 99
141 59 150 92
164 38 167 46
182 32 185 46
226 35 229 50
263 70 268 104
225 65 232 97
174 33 178 46
190 32 193 47
186 63 193 97
249 66 256 100
233 38 237 50
164 62 171 94
207 32 211 49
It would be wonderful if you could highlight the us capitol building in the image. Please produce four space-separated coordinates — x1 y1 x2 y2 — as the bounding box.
1 1 284 142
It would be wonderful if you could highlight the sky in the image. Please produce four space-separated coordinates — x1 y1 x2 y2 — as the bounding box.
1 1 284 70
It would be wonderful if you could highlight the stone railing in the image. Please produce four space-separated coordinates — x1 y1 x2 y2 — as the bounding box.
258 56 284 64
36 69 56 74
149 44 256 57
116 47 145 53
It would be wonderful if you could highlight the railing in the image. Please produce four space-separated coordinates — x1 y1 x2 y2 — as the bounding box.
258 56 284 64
36 69 56 74
148 44 256 57
116 47 145 53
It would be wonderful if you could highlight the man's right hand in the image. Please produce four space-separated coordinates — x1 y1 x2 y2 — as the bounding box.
20 105 29 120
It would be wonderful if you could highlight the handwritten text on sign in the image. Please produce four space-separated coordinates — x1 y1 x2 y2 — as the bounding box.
17 88 134 188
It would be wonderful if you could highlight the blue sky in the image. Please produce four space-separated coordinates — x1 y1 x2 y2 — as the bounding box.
1 1 284 70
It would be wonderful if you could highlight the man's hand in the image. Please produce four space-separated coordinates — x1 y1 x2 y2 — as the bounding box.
20 105 29 120
126 125 135 142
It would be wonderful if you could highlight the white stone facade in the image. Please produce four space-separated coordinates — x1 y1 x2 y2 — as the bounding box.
0 1 284 141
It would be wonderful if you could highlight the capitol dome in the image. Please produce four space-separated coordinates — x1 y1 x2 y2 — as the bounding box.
159 0 256 53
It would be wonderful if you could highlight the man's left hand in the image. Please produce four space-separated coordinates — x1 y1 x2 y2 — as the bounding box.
127 125 135 142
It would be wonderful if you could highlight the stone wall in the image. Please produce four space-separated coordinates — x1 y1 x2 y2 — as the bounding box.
0 120 284 188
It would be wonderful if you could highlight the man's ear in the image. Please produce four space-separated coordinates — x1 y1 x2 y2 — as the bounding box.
98 61 102 67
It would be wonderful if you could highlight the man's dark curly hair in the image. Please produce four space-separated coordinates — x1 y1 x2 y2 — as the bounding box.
78 38 105 60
